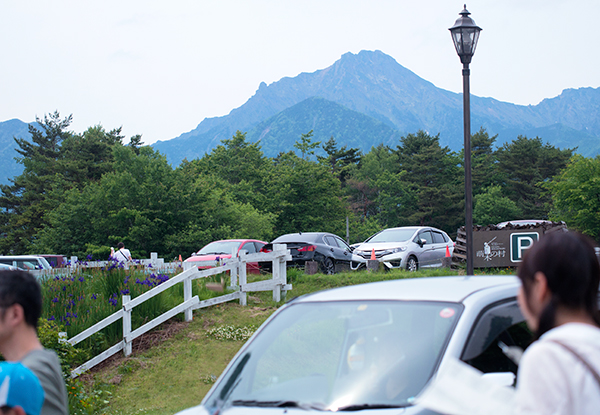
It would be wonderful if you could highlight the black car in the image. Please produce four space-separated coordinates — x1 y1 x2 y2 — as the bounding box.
260 232 365 274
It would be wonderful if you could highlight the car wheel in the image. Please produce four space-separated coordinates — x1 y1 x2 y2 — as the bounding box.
406 256 418 272
322 258 336 275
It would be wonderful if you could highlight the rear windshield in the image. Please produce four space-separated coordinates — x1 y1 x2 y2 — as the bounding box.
272 234 320 244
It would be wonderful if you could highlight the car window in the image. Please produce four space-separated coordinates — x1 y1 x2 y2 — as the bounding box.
253 242 266 251
432 231 446 244
242 242 257 254
17 261 36 270
334 236 351 250
324 236 337 247
198 241 242 255
208 300 463 410
461 299 530 375
369 228 416 243
417 231 433 244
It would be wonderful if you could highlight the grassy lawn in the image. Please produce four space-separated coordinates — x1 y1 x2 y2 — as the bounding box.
85 266 514 414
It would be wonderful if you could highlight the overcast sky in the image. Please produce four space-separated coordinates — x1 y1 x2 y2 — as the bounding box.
0 1 598 145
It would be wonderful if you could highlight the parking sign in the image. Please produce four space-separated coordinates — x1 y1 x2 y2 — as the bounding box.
510 232 539 262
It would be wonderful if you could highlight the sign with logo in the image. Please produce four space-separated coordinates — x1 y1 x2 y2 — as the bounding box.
473 229 544 268
510 232 539 262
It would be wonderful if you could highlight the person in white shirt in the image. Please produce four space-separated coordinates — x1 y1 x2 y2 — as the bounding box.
112 242 132 263
514 231 600 415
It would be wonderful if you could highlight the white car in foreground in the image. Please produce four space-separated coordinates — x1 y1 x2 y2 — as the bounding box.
352 226 454 271
178 275 532 415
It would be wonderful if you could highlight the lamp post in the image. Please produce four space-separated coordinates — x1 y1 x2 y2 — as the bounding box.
450 5 481 276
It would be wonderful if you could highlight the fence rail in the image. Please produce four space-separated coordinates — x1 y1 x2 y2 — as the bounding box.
30 252 180 279
67 244 291 378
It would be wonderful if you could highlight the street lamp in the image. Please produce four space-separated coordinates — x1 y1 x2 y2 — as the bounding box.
450 5 481 275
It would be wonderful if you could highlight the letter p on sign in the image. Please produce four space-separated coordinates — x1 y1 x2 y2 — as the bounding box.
510 232 539 262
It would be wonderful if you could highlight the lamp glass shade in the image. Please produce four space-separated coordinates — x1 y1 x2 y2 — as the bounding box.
449 6 482 64
451 27 480 57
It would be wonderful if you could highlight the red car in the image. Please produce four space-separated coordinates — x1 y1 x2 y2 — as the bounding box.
183 239 267 274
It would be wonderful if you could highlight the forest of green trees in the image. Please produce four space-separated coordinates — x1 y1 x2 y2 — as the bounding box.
1 111 598 260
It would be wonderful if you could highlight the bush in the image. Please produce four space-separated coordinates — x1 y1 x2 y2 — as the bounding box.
38 319 111 415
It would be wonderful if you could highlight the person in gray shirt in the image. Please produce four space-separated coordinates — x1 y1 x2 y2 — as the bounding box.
0 270 68 415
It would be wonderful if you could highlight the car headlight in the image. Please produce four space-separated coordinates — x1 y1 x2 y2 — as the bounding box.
391 247 407 253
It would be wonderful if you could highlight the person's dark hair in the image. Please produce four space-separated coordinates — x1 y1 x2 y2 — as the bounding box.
0 271 42 329
517 231 600 338
117 242 124 249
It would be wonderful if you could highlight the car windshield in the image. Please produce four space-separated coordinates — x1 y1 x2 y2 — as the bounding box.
368 228 417 243
205 300 462 412
38 257 52 269
197 241 241 255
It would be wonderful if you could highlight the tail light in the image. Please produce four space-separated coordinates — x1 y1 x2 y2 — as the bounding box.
260 246 272 253
297 245 316 252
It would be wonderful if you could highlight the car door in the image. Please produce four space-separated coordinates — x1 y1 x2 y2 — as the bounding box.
461 299 528 377
430 230 450 267
415 230 436 268
333 236 353 270
323 235 350 271
240 241 260 274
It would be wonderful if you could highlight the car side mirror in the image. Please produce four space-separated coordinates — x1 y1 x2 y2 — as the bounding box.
418 239 427 247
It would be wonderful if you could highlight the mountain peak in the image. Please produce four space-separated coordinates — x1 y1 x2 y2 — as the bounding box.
151 49 600 166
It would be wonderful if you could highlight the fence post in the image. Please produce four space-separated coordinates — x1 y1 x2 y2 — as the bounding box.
229 247 238 288
273 244 287 302
238 251 247 306
279 246 288 301
70 256 78 271
151 252 158 269
183 276 193 322
122 295 132 356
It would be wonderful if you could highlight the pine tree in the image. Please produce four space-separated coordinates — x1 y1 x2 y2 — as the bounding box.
317 136 362 185
0 112 73 253
496 136 573 218
395 130 463 233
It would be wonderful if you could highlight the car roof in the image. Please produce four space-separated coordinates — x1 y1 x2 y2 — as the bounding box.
0 255 46 259
294 275 520 304
380 226 446 233
272 232 334 242
208 239 265 243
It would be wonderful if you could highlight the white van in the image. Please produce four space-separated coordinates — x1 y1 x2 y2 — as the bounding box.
0 255 53 271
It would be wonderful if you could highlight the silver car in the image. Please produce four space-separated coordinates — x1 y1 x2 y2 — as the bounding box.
178 276 528 415
0 255 52 271
352 226 454 271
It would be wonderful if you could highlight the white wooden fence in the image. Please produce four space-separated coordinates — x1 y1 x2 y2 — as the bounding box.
30 252 179 279
67 244 291 378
